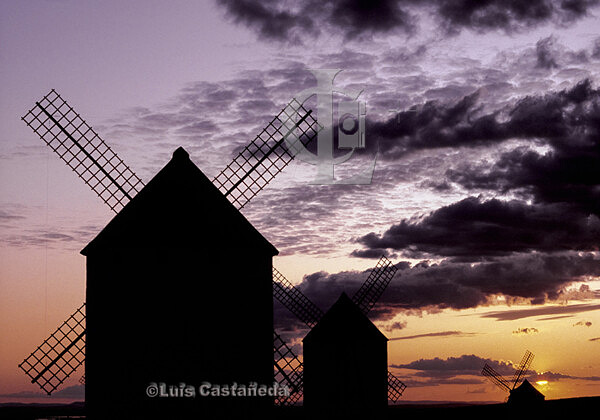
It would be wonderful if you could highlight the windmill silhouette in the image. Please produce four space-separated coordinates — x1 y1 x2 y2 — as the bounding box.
17 89 406 413
482 350 545 405
273 256 407 409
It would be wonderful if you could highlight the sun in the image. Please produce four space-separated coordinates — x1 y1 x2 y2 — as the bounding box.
536 380 548 386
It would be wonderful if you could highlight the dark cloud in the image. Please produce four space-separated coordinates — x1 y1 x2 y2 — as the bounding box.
215 0 317 43
368 78 599 161
354 80 600 262
573 320 592 327
392 354 515 378
354 197 600 259
216 0 415 43
512 327 539 335
536 35 560 69
436 0 599 34
273 253 600 330
392 353 600 385
349 248 397 259
215 1 600 42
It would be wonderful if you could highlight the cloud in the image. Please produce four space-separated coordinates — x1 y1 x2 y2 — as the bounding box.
480 302 600 321
216 0 415 43
573 320 592 327
391 353 600 385
354 197 600 260
352 80 600 264
349 248 397 259
512 327 539 335
0 208 25 221
392 354 515 378
438 0 600 34
368 77 599 162
536 35 560 69
444 79 600 212
0 385 84 400
390 330 479 340
273 253 600 330
215 1 600 42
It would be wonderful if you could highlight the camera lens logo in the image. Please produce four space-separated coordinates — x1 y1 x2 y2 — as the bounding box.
282 69 375 185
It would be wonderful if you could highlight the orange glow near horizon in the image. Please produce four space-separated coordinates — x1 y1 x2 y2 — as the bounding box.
1 251 600 404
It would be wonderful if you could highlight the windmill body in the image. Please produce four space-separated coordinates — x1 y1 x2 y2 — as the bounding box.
508 379 545 405
81 147 277 416
302 292 388 413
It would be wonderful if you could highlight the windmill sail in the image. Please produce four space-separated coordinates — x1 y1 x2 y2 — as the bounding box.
273 267 324 328
387 371 407 402
511 350 534 389
213 98 321 209
18 303 86 395
351 255 397 315
273 330 304 406
21 90 144 213
482 363 512 393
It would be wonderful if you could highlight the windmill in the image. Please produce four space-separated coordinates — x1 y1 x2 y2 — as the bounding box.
17 88 405 409
273 256 407 407
482 350 545 405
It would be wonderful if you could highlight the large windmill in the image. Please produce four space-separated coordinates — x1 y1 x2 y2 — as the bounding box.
17 89 406 410
482 350 545 405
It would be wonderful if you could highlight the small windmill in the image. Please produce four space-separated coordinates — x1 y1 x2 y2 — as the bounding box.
482 350 545 405
273 256 407 406
18 89 405 406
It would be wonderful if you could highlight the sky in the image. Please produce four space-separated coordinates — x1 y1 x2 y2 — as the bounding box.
1 0 600 404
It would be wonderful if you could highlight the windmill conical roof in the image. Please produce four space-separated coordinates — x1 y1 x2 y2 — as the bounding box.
81 147 278 256
509 379 545 403
303 292 388 344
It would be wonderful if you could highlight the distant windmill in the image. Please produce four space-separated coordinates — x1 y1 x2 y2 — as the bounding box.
18 89 405 409
482 350 545 405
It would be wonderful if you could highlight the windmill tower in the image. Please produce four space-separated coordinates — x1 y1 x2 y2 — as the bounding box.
482 350 545 405
18 89 406 416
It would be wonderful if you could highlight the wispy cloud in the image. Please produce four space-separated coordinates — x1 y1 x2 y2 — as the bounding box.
480 303 600 321
390 330 479 340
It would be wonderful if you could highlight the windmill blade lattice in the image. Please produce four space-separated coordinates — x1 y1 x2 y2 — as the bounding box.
18 303 86 395
273 267 324 328
212 98 320 210
352 255 397 315
512 350 534 389
387 371 407 402
482 363 512 393
273 330 304 406
21 90 145 213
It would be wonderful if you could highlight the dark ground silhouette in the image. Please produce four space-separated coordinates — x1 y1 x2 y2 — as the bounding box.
1 396 599 419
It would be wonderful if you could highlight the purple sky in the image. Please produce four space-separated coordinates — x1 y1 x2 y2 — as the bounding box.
2 0 600 402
